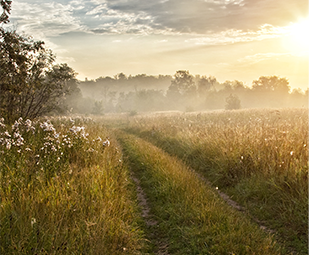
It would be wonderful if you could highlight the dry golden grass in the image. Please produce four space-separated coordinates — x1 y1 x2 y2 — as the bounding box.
116 130 285 254
112 108 308 254
0 117 145 254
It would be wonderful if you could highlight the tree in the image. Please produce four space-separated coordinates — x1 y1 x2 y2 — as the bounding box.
0 0 11 25
0 1 79 122
198 75 216 95
166 70 196 108
43 63 79 115
225 94 241 110
92 100 104 115
251 76 290 107
114 72 127 81
168 70 196 96
252 76 290 93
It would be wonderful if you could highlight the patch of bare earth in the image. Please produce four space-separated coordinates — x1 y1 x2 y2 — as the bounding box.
130 175 169 255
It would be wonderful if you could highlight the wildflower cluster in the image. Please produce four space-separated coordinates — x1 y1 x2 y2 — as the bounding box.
0 117 34 152
0 116 107 180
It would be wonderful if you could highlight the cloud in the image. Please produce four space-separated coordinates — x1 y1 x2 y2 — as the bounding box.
10 1 85 39
237 52 292 65
98 0 308 33
79 0 308 46
9 0 308 42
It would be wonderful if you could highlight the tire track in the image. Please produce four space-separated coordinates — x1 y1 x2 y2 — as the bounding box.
117 130 282 254
130 174 170 255
192 171 275 234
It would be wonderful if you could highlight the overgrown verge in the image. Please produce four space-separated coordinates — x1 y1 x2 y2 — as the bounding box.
119 108 308 254
0 117 145 254
116 129 286 255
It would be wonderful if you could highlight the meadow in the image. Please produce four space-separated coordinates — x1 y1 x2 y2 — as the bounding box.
115 108 308 254
0 117 145 254
0 108 307 254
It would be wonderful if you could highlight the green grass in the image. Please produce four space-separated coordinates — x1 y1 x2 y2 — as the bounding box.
0 117 145 254
116 130 285 255
113 108 308 254
1 108 307 254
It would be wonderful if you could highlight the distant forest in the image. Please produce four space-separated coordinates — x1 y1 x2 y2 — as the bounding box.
68 71 308 115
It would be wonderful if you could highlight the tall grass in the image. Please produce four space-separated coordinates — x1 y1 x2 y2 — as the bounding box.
116 130 285 254
0 116 145 254
117 108 308 254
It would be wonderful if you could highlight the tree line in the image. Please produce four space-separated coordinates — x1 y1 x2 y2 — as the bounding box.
77 71 308 114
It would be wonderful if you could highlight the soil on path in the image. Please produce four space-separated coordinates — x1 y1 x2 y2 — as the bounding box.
130 174 169 255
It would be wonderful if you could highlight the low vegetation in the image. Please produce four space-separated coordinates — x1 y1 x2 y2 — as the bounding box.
117 108 308 254
117 130 284 254
0 107 307 254
0 117 145 254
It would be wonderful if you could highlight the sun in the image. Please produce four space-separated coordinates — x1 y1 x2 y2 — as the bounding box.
289 18 309 48
283 18 309 55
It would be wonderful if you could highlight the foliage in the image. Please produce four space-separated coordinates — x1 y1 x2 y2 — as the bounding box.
0 30 79 122
77 72 307 114
225 94 241 110
252 76 290 93
0 0 11 25
197 75 217 95
0 1 79 122
167 70 196 97
92 100 104 115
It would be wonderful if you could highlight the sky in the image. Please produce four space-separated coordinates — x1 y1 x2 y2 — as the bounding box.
6 0 309 90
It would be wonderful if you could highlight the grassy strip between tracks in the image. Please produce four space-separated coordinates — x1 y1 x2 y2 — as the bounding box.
116 130 287 255
118 108 307 254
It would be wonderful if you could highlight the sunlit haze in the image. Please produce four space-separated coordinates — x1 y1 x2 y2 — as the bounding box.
8 0 308 90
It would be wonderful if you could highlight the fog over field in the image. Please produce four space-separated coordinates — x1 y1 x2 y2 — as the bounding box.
69 71 308 115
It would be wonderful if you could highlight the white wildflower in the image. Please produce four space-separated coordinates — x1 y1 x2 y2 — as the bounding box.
25 119 32 126
12 121 20 130
16 136 24 146
6 140 11 150
40 121 56 132
4 131 11 137
31 218 36 227
103 139 110 147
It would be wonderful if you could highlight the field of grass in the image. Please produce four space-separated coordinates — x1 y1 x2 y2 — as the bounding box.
0 108 307 254
114 108 308 254
116 130 284 254
0 117 145 254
